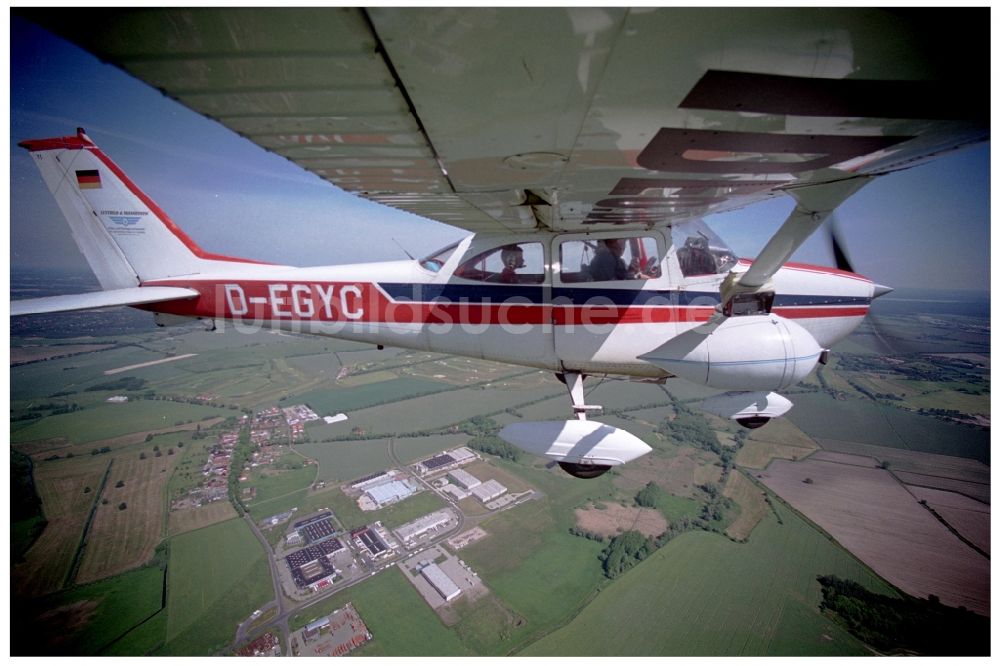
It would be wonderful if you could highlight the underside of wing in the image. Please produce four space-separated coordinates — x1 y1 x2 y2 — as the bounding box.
10 286 200 316
23 8 988 233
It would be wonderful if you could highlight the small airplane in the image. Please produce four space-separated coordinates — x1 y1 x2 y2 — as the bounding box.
13 8 988 478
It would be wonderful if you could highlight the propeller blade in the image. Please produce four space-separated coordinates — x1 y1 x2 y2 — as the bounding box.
827 214 856 274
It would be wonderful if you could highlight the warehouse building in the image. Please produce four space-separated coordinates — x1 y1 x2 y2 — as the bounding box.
365 479 417 507
471 479 507 502
420 563 461 602
448 469 481 490
395 510 452 544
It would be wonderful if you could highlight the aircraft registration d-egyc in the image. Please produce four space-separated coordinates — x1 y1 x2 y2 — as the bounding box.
14 8 988 478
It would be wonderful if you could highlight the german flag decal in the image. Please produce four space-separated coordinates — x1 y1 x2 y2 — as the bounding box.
76 169 101 189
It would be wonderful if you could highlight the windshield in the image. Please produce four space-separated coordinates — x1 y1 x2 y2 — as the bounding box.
419 241 461 273
671 220 738 277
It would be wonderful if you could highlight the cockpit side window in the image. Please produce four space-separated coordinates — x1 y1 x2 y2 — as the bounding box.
671 220 737 277
454 242 545 284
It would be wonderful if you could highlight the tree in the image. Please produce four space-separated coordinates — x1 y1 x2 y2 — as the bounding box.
635 481 664 508
115 480 125 488
140 452 147 460
83 486 92 494
145 434 154 443
118 502 127 510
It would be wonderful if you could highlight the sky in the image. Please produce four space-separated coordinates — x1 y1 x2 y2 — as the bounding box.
8 14 991 292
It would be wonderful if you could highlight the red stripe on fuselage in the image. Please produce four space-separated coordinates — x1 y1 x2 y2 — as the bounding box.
143 279 867 325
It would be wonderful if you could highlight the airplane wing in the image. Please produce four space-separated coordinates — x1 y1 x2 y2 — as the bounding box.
10 286 200 316
22 8 988 234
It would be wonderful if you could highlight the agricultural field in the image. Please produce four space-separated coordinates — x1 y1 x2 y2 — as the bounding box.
162 518 272 655
168 501 239 537
759 458 989 615
75 449 183 584
11 400 230 446
574 502 667 539
12 562 166 656
282 376 452 415
13 455 110 597
522 505 894 656
722 470 770 541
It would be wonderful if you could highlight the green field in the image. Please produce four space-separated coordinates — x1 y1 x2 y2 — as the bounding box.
163 518 272 654
245 458 317 507
283 376 452 415
523 503 895 656
296 439 393 483
11 346 167 399
11 400 229 445
13 563 165 656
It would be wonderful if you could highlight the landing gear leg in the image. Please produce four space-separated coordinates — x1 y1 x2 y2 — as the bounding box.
554 372 611 478
555 372 602 421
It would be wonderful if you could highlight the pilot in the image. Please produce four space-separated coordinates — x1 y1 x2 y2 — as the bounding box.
589 239 652 281
499 244 525 283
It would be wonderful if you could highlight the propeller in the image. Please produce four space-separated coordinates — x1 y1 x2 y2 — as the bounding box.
823 214 918 355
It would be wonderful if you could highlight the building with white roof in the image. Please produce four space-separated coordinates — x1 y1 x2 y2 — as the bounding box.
365 479 417 507
471 479 507 502
448 469 481 490
420 563 461 602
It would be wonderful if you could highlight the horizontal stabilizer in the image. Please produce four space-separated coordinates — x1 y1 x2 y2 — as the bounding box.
11 286 199 316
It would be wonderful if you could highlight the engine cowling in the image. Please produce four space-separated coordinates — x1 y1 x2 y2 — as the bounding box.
640 314 823 391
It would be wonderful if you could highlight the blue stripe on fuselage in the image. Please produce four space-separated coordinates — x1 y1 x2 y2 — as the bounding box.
377 283 870 308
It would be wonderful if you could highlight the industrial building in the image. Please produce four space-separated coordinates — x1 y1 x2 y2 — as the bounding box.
440 483 469 501
448 469 481 490
419 563 461 602
351 525 390 558
395 510 452 544
471 479 507 502
365 479 418 507
285 537 345 589
448 447 476 462
350 470 392 491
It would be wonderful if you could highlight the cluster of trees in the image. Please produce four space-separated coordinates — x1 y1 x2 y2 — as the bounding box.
657 404 743 471
599 530 656 579
85 376 147 392
817 575 989 655
697 482 734 523
12 401 83 422
468 435 520 462
90 446 112 456
635 481 665 508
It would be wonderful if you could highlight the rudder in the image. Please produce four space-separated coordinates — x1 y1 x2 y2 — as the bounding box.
19 129 215 286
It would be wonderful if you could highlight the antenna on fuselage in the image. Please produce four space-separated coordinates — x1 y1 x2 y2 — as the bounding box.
391 237 415 260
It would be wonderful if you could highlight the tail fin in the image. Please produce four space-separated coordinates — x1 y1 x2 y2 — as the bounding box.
18 129 261 288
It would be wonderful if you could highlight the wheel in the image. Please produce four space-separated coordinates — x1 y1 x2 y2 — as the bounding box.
736 416 771 429
558 461 612 479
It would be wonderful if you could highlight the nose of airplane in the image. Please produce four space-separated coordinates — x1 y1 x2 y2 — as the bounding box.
872 283 894 299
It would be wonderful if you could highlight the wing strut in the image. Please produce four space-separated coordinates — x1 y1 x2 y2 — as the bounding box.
720 170 871 314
